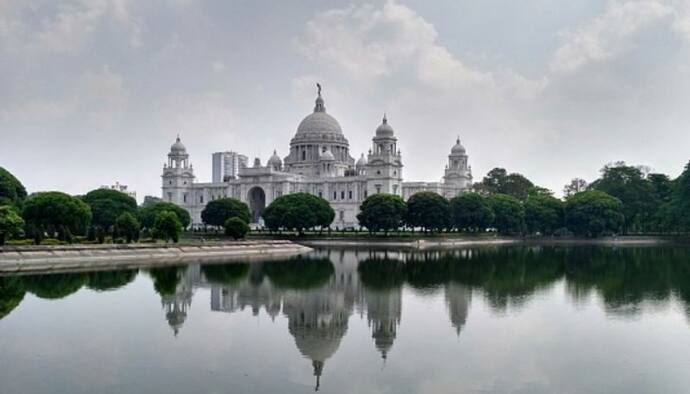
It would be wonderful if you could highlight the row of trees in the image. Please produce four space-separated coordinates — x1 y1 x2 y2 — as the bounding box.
356 189 624 237
0 167 194 244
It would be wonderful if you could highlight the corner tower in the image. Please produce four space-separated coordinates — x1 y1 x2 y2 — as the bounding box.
442 137 472 198
366 115 403 196
162 136 195 205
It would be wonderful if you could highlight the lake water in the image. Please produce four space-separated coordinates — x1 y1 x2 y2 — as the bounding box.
2 245 690 394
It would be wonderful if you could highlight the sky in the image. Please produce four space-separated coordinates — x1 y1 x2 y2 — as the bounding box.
1 0 689 201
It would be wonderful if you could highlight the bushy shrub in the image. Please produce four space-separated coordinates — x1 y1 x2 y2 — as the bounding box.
224 217 249 240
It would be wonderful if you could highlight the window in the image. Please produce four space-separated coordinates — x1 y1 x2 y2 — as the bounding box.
364 190 368 198
375 185 381 194
183 181 187 185
167 192 172 201
169 180 172 185
339 210 344 221
376 170 381 175
393 185 398 195
318 191 323 198
200 195 204 203
341 191 345 199
183 194 187 203
348 190 352 199
333 191 337 200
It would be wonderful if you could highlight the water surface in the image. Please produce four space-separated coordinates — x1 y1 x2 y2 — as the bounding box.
2 245 690 393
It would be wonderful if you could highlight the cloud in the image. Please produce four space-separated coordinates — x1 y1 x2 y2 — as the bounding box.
0 0 143 54
549 0 674 73
0 66 127 127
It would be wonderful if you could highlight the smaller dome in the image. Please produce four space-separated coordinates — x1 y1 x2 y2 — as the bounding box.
356 153 367 167
268 149 282 166
320 149 335 161
375 114 394 137
171 136 186 152
451 137 466 154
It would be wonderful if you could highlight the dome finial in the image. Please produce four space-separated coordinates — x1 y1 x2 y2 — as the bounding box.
314 83 325 113
383 113 387 124
456 135 460 144
176 134 180 142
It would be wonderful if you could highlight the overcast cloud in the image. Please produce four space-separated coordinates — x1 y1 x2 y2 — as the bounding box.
1 0 689 200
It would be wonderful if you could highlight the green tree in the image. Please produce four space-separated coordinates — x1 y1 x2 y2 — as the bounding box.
404 192 450 233
149 266 185 296
524 194 564 235
0 205 24 245
0 167 27 207
667 161 690 231
23 273 88 299
201 198 251 227
142 195 163 207
262 193 334 234
224 217 249 240
449 192 494 232
356 193 407 234
201 263 249 285
138 202 191 229
86 270 138 292
82 189 137 230
153 211 182 243
475 168 536 200
22 192 91 240
115 212 141 243
565 190 624 237
589 163 656 233
487 194 525 234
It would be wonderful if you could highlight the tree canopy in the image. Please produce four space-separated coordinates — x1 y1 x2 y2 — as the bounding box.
153 211 182 243
565 190 624 237
476 168 536 200
82 188 137 230
115 212 140 243
201 198 250 227
262 193 334 234
449 192 494 232
487 194 525 234
524 194 564 235
404 192 450 232
138 202 191 229
0 167 27 207
0 205 24 245
22 192 91 237
357 193 406 233
589 163 656 233
224 217 249 240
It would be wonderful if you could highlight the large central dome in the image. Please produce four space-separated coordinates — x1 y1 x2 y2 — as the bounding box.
296 111 343 135
295 87 342 136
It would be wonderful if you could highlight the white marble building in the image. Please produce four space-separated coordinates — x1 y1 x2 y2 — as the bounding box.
162 86 472 228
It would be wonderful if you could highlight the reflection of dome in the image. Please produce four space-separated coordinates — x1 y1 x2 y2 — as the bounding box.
171 136 186 153
375 114 394 137
451 137 466 155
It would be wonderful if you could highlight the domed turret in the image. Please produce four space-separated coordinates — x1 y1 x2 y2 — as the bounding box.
451 137 466 155
375 114 394 137
171 135 187 153
268 149 282 171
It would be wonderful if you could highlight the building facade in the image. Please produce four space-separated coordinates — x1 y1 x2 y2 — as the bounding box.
162 86 473 228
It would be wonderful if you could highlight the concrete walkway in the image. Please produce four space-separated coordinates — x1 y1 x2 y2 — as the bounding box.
0 240 312 274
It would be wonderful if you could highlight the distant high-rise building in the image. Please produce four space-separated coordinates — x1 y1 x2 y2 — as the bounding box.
212 151 248 182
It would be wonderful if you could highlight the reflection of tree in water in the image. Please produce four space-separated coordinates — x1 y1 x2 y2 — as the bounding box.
263 258 334 290
357 257 405 291
86 269 138 292
149 266 186 297
0 276 25 320
23 272 88 300
201 263 249 285
564 247 684 317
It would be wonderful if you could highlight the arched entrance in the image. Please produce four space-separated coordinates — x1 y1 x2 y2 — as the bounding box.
248 187 266 224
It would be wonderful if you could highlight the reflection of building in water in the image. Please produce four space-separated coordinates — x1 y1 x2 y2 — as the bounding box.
362 286 402 360
444 282 471 336
161 266 201 336
210 264 281 320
